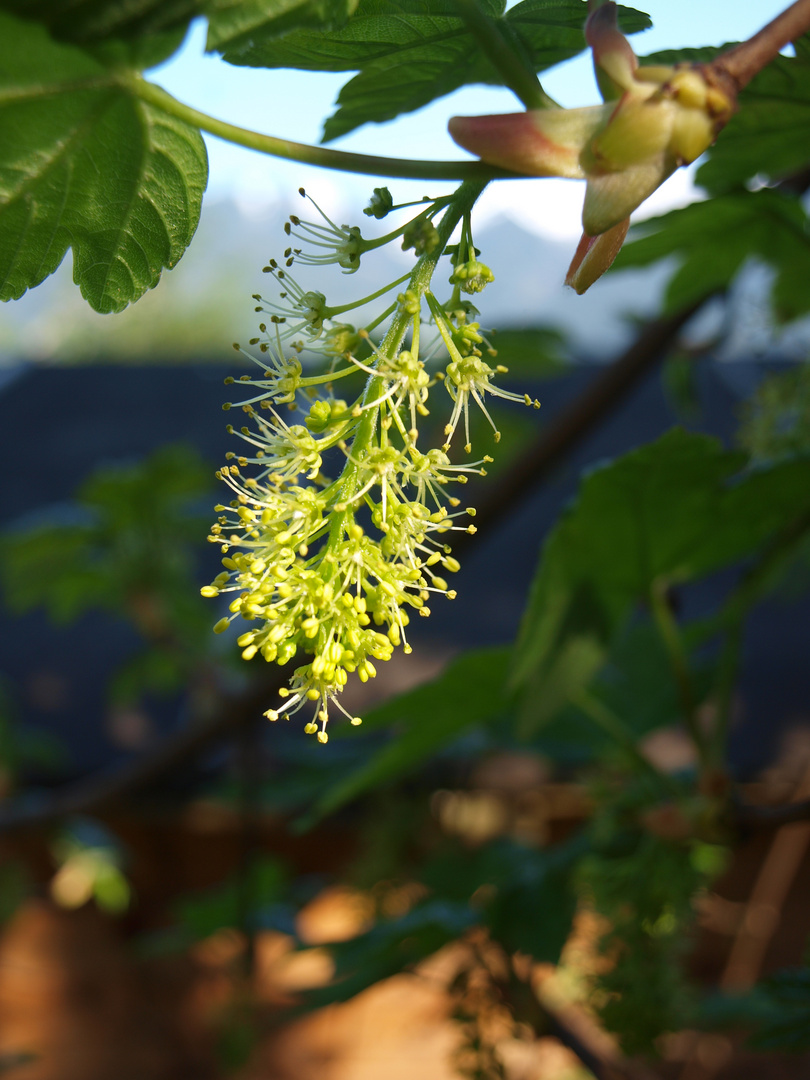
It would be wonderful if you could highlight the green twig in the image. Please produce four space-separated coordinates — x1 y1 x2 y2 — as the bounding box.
571 688 682 796
128 75 515 182
452 0 558 109
649 579 707 763
711 0 810 92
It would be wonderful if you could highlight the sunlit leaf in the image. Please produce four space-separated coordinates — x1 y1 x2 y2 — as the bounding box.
0 13 207 312
513 429 810 692
219 0 650 140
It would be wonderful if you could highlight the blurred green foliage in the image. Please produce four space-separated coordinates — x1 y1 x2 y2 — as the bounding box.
1 443 218 703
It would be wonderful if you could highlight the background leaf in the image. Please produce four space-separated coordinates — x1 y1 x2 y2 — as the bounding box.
0 0 201 43
613 190 810 321
303 898 476 1006
512 430 810 693
0 13 207 312
487 325 568 375
422 836 584 962
297 646 511 827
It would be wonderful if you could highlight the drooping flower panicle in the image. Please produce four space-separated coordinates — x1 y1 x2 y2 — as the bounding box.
204 189 537 741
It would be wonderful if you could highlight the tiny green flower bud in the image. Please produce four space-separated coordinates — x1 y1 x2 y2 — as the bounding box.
402 218 440 256
363 186 394 219
450 258 495 294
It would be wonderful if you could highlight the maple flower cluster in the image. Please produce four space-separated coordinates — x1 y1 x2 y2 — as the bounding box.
203 188 539 742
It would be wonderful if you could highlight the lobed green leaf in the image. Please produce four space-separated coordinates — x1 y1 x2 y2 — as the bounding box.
0 12 207 312
0 0 201 44
218 0 650 140
613 190 810 322
206 0 359 54
512 429 810 694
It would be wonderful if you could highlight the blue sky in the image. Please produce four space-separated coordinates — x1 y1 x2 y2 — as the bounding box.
151 1 791 238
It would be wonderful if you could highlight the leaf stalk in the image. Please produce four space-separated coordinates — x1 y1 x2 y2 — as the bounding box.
127 75 516 182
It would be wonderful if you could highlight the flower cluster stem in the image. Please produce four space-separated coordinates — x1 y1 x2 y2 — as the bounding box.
326 179 489 547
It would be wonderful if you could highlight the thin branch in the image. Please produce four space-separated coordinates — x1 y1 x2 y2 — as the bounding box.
571 688 683 796
735 796 810 829
0 671 290 835
129 75 518 182
711 0 810 93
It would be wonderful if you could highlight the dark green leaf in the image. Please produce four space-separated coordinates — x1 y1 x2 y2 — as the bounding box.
219 0 503 71
516 630 606 736
594 622 698 738
422 836 583 962
219 0 650 141
488 326 568 376
739 365 810 462
507 0 650 73
0 13 207 312
1 445 213 630
303 898 476 1006
518 620 712 762
701 967 810 1053
485 837 581 961
748 968 810 1052
613 190 810 321
697 33 810 196
639 45 727 66
0 863 29 926
176 857 288 940
512 429 810 693
298 646 511 827
207 0 358 53
0 0 201 46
